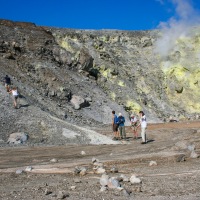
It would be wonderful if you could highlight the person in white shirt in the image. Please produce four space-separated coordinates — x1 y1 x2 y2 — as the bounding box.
137 111 147 144
9 87 19 109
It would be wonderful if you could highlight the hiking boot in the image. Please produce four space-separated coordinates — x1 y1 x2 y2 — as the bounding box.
141 142 146 144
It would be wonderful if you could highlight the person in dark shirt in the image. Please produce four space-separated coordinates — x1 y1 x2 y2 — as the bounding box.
4 75 11 92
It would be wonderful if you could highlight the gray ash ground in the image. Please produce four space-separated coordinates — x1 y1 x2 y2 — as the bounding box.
0 121 200 200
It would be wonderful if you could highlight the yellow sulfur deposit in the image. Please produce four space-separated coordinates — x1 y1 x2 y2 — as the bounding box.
126 100 141 113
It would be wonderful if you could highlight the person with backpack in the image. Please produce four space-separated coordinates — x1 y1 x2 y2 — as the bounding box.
118 113 126 139
137 111 147 144
4 75 11 92
112 111 119 140
9 87 19 109
130 114 138 139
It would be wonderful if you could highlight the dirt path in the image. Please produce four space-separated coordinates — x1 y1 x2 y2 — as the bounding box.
0 121 200 200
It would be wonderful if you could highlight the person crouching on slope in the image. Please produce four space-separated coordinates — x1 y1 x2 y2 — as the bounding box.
137 111 147 144
9 87 19 109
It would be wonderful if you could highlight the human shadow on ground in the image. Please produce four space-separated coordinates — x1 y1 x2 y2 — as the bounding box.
18 94 30 108
147 139 155 143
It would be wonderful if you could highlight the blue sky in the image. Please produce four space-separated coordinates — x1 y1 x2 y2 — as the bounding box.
0 0 199 30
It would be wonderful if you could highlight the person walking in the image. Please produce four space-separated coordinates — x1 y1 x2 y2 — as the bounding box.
112 111 119 140
118 113 126 139
130 114 138 139
9 87 19 109
4 75 11 92
137 111 147 144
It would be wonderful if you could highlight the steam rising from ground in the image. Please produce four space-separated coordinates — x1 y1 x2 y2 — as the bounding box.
155 0 200 57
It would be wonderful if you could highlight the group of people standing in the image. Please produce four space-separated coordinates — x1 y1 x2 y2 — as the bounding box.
3 75 19 109
112 110 147 144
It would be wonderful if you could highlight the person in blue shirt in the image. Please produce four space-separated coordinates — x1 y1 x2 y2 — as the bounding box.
118 113 126 139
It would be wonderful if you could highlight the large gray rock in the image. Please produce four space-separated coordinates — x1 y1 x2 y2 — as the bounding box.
100 174 109 186
107 177 120 189
7 132 28 144
70 95 89 110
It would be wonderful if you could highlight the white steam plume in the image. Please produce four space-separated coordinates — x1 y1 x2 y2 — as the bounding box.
155 0 200 57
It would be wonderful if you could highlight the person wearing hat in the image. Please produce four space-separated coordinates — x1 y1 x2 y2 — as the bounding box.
117 113 126 139
130 114 138 139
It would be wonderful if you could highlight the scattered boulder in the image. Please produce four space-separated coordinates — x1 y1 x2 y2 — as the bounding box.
50 158 58 163
190 151 199 159
25 166 33 172
74 166 87 175
107 177 120 189
122 189 131 197
120 174 129 182
130 175 142 184
44 189 52 195
100 174 109 186
7 132 28 144
100 186 107 192
70 186 76 190
110 166 118 173
80 151 86 155
149 161 157 166
176 154 186 162
93 162 103 167
92 157 99 163
95 167 106 174
70 95 89 110
16 169 23 174
79 167 87 176
57 191 69 199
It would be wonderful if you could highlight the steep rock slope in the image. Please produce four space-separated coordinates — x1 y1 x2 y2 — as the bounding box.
0 19 199 144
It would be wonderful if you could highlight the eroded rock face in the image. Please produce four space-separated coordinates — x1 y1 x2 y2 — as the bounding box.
0 19 199 144
7 132 28 144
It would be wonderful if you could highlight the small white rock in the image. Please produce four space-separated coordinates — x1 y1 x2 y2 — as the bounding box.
100 174 109 186
190 151 199 158
92 157 99 163
70 186 76 190
100 186 107 192
149 161 157 166
50 158 58 163
81 151 86 155
25 166 33 172
120 174 129 182
16 169 23 174
130 175 142 184
80 168 87 176
96 167 106 174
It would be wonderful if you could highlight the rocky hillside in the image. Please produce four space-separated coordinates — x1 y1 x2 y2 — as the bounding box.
0 19 199 144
